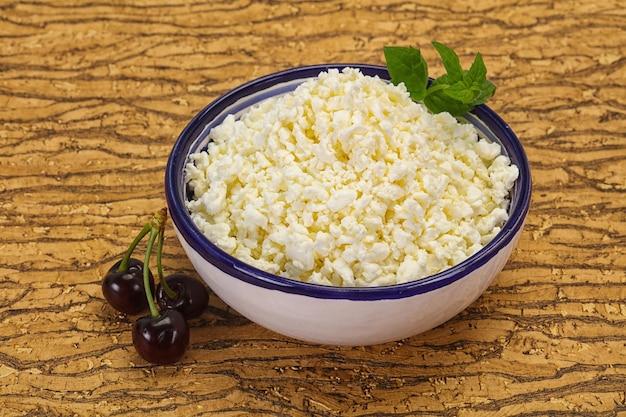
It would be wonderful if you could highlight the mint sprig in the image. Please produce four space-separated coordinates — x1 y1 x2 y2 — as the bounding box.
383 41 496 116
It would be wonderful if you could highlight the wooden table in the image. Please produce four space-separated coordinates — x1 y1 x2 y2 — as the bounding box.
1 1 624 415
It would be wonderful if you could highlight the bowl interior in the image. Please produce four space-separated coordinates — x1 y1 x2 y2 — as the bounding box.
165 64 532 300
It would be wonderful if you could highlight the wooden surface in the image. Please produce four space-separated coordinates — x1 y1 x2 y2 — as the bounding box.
1 0 625 415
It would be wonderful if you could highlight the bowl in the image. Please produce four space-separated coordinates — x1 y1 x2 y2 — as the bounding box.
164 64 531 346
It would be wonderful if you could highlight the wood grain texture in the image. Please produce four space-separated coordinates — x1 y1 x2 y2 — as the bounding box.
1 0 625 415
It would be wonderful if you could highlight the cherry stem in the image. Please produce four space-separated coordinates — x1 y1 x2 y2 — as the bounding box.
144 227 160 318
118 222 151 272
156 225 177 300
141 208 169 318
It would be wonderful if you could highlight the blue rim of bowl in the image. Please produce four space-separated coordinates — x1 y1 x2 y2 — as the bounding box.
165 64 532 301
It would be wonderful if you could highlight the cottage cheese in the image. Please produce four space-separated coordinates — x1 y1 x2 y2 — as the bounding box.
185 68 519 287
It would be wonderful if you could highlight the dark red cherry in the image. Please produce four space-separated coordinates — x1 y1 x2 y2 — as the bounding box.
132 309 189 365
156 274 209 320
102 258 155 315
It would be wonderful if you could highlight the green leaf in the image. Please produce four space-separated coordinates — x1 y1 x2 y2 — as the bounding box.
469 79 496 107
384 42 496 115
431 42 463 82
383 46 428 101
467 52 487 82
423 76 473 116
424 93 473 116
442 81 477 103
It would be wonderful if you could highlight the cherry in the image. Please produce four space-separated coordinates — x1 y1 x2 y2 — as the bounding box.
102 258 155 315
156 274 209 320
132 309 189 365
103 208 201 365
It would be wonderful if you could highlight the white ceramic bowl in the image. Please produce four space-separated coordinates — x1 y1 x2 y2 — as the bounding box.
165 64 532 346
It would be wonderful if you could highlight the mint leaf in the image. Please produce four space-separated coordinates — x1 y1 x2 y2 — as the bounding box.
384 42 496 116
464 53 497 106
442 81 477 103
467 52 487 83
424 79 474 115
431 41 463 82
383 46 428 102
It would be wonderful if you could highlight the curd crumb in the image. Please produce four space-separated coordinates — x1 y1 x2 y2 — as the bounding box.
186 68 519 287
